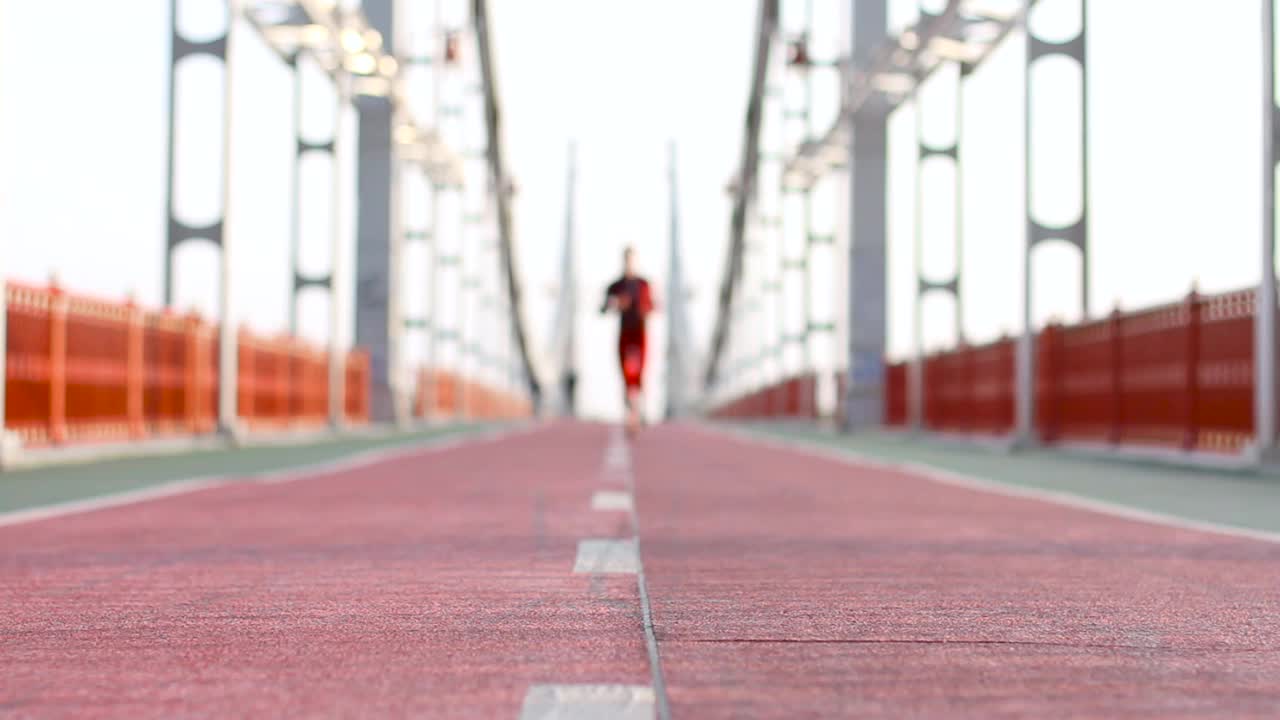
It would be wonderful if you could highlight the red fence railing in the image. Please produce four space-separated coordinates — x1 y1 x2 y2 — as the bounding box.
918 337 1017 435
345 350 371 424
888 288 1256 453
1031 289 1255 453
711 286 1264 455
709 373 818 421
4 280 371 447
410 368 531 421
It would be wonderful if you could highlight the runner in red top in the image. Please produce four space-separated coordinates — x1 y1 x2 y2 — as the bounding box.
601 246 656 436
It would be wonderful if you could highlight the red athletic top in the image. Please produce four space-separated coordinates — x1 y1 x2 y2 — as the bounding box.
603 276 654 334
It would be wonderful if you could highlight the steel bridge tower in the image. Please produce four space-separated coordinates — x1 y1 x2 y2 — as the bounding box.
665 143 697 419
546 145 579 417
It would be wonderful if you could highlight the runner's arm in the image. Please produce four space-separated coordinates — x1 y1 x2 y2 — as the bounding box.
601 284 618 314
639 281 657 316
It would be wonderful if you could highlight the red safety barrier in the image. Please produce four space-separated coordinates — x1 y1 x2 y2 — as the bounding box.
344 349 370 424
4 280 371 447
1195 290 1255 452
1038 289 1254 453
716 286 1262 455
882 364 907 426
411 368 530 421
411 369 435 418
412 368 459 418
435 370 458 416
879 286 1259 454
237 331 335 430
970 338 1017 434
143 310 217 436
709 373 820 420
794 374 818 418
920 338 1016 434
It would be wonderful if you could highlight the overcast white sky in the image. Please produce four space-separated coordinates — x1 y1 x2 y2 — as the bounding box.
0 0 1272 421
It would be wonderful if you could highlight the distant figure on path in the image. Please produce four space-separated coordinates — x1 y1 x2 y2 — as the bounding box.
601 246 656 437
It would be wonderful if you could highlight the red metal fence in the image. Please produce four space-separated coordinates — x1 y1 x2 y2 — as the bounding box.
921 337 1017 435
4 280 371 447
712 286 1262 455
1032 288 1255 452
883 288 1257 452
410 368 531 421
709 373 818 420
345 350 371 423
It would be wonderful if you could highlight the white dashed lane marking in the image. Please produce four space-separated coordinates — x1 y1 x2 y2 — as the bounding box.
590 491 634 512
519 684 655 720
522 429 667 720
573 539 639 574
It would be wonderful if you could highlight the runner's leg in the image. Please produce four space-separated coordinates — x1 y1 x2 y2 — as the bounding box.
619 331 644 436
618 338 631 431
633 331 647 428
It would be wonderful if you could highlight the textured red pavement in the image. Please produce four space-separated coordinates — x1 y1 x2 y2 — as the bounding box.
631 425 1280 719
6 422 1280 718
0 423 649 718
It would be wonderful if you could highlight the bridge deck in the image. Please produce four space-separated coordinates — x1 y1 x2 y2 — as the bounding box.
2 422 1278 718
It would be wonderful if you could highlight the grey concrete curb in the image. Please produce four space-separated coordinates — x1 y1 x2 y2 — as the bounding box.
0 420 462 472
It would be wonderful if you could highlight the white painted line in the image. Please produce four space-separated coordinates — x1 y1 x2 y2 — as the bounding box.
604 446 629 471
598 429 633 487
602 426 672 720
603 431 630 466
599 471 629 487
694 423 1280 546
590 491 634 512
0 423 544 529
519 684 655 720
0 477 231 529
573 539 639 574
255 422 539 485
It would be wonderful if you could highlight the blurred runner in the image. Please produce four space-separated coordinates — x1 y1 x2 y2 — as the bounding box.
601 246 656 437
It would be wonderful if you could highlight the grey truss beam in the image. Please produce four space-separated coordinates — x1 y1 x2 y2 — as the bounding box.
705 0 781 389
785 0 1035 190
1260 0 1278 457
473 0 541 407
